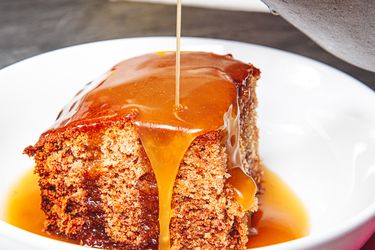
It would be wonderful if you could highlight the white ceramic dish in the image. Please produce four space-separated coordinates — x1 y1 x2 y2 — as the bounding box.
0 37 374 250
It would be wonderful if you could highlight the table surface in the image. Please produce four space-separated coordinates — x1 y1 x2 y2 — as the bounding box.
0 0 374 249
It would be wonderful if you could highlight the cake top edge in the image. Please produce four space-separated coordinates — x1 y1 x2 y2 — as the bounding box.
29 51 260 148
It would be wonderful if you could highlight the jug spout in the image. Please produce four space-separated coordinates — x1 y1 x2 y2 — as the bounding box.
261 0 375 72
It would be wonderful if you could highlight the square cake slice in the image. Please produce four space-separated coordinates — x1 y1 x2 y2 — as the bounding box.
24 52 262 249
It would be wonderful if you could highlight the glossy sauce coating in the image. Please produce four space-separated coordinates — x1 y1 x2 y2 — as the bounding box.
50 52 256 249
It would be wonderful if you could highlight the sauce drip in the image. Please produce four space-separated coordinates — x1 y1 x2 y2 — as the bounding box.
50 52 256 249
5 167 309 248
228 167 257 211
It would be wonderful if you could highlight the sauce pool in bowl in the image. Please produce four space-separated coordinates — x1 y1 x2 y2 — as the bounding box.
5 167 309 248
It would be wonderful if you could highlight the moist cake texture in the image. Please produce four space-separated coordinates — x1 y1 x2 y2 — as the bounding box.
24 52 262 249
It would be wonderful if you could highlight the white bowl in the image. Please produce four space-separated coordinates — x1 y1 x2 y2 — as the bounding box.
0 37 374 250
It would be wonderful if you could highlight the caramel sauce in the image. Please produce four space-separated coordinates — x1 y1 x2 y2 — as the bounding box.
248 169 309 248
5 170 44 235
4 170 76 244
175 0 182 107
6 167 308 248
228 167 257 211
48 52 256 249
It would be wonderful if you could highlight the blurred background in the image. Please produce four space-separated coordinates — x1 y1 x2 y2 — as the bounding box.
0 0 374 248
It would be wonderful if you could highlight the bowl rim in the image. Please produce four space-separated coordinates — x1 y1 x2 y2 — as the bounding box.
0 36 374 250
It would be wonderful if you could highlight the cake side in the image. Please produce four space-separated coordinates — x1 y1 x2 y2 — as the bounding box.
170 69 261 249
170 133 246 249
240 67 262 184
25 121 255 249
